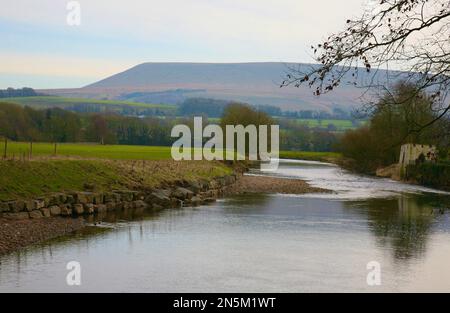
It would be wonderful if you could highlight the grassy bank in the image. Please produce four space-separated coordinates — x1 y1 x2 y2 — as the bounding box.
0 159 232 201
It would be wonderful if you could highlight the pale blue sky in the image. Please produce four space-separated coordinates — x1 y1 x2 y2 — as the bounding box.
0 0 366 89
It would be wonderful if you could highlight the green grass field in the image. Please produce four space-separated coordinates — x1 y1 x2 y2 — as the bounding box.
2 141 341 162
2 142 174 160
0 96 177 111
289 118 359 130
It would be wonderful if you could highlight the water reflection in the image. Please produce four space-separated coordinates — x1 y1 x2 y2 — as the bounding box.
344 194 450 261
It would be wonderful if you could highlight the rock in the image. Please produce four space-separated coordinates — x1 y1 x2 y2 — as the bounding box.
59 194 67 204
172 199 183 208
35 199 46 210
3 212 29 220
74 192 96 204
133 200 148 209
29 210 43 219
49 205 61 216
24 200 37 212
49 194 62 206
73 204 84 215
203 198 216 204
60 205 72 216
172 187 194 200
83 203 94 214
65 195 75 204
190 196 203 206
146 190 172 207
40 208 51 218
188 181 202 193
9 200 26 213
94 204 107 213
0 202 10 213
104 192 121 203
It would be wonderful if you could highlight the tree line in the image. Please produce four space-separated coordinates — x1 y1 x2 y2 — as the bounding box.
0 101 339 152
0 87 42 98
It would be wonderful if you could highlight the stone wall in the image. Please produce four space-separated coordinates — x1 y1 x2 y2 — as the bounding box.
0 174 239 220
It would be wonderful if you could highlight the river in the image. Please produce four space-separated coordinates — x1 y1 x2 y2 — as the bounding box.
1 159 450 292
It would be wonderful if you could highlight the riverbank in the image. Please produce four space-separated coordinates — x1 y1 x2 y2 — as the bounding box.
0 158 328 256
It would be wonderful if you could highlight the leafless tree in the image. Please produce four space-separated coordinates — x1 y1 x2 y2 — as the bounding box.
282 0 450 134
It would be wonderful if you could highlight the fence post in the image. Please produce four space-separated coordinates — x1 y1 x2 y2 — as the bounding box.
30 141 33 159
3 138 7 159
54 142 57 156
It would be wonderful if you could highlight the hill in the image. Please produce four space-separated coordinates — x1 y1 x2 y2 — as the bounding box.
44 62 392 112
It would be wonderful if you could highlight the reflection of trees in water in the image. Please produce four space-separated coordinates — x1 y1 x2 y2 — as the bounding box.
223 193 272 213
345 194 449 261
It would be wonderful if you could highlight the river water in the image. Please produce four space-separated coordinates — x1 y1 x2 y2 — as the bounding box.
1 159 450 292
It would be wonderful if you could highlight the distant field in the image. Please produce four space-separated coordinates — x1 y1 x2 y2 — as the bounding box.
207 117 361 131
279 151 342 162
2 142 174 160
283 118 360 131
0 96 177 113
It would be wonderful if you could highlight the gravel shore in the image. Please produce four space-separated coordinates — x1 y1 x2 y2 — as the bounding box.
226 174 328 195
0 217 85 256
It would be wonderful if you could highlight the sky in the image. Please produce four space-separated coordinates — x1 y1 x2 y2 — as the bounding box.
0 0 367 89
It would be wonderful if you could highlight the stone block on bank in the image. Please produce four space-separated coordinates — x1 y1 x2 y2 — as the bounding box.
132 200 148 209
24 200 37 212
49 205 61 216
9 200 26 213
190 196 203 206
104 192 121 203
40 208 51 218
146 190 172 207
172 187 194 200
72 204 84 215
35 199 46 210
29 210 43 219
83 203 94 214
0 202 10 213
60 204 72 216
